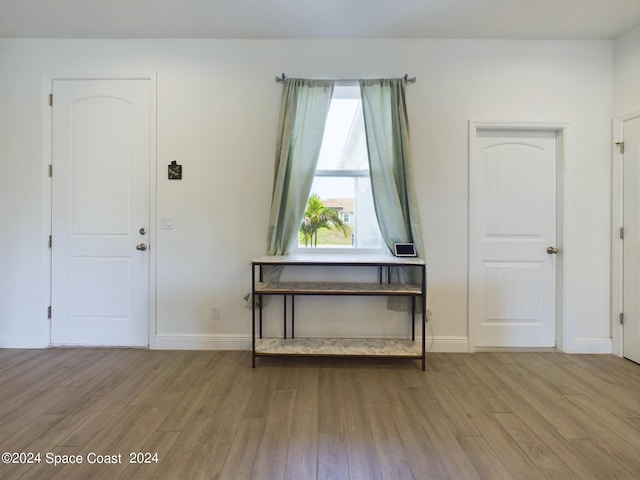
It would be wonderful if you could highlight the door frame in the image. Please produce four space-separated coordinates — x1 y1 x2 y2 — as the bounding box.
44 74 158 348
612 111 640 358
468 120 567 352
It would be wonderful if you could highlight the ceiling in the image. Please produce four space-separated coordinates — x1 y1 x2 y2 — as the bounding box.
1 0 640 40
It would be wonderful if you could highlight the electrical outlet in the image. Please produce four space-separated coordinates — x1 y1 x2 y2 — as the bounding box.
211 306 220 321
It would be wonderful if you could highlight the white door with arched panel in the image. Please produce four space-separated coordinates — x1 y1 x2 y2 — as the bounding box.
51 78 152 346
469 128 558 349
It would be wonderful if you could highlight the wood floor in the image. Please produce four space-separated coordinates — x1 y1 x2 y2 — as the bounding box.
0 349 639 480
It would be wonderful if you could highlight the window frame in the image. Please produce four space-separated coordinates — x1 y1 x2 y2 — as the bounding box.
294 85 386 255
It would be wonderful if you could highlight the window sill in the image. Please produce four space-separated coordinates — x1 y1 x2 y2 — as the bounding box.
293 247 389 256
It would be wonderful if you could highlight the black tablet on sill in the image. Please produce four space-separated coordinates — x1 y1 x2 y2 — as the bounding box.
394 243 416 257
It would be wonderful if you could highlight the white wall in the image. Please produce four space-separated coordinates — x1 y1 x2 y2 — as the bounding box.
0 38 613 352
614 24 640 116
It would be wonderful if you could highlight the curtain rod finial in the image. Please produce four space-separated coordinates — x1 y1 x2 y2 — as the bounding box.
404 74 416 83
276 73 286 83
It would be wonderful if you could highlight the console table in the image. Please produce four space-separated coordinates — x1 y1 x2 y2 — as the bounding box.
251 254 427 370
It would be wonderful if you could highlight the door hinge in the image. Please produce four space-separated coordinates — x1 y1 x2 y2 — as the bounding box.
49 94 53 107
620 227 624 239
620 312 624 325
48 164 52 177
48 235 52 249
616 141 625 154
48 306 52 319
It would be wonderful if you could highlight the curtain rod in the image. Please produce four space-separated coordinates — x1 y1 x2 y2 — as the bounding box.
274 73 416 84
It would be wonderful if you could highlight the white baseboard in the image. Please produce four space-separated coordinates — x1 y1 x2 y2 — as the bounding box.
564 337 612 354
153 334 251 350
425 336 469 352
0 335 48 349
1 333 607 356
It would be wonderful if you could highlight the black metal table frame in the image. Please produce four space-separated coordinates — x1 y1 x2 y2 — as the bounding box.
251 255 427 370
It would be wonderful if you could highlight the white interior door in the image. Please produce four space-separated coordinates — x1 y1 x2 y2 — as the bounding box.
470 128 557 349
51 79 151 346
623 116 640 364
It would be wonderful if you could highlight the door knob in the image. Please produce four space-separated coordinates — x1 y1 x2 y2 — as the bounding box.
546 246 558 254
136 243 148 251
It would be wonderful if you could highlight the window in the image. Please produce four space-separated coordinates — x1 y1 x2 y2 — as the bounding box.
296 84 384 252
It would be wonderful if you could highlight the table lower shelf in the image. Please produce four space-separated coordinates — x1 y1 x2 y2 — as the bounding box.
254 337 423 358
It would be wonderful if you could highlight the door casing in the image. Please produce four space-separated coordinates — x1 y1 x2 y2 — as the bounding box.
44 74 157 348
468 121 567 352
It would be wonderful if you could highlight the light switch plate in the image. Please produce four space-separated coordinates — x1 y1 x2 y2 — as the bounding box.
160 216 174 229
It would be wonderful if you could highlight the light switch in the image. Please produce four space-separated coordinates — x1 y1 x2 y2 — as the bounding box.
160 216 174 229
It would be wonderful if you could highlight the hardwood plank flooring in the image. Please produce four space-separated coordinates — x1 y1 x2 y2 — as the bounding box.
0 349 638 479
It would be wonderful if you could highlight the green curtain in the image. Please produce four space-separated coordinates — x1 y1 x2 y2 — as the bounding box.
266 78 335 256
255 78 335 293
360 78 425 310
